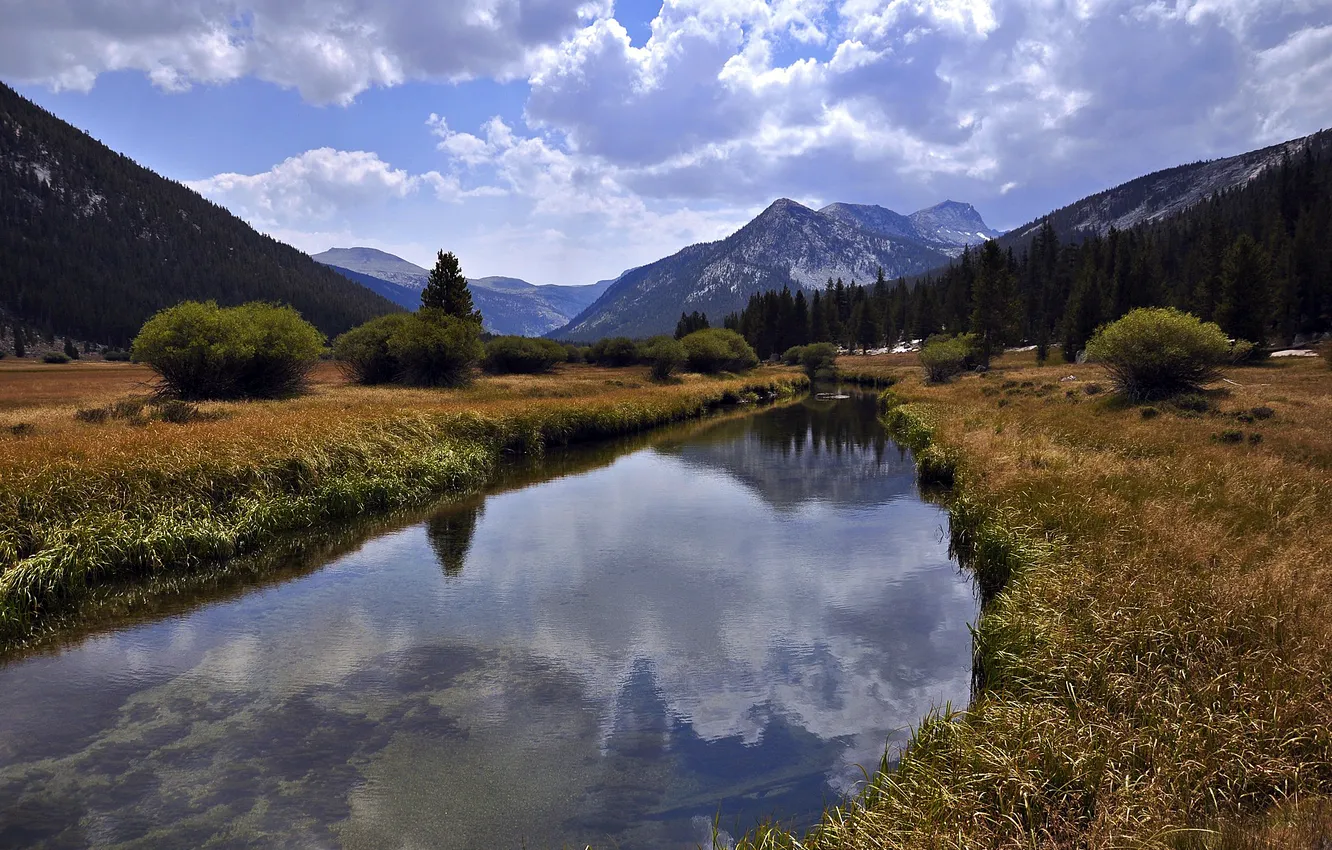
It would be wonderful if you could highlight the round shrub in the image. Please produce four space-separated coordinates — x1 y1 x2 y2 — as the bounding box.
563 344 586 364
919 335 971 383
332 313 415 384
680 328 759 374
781 345 807 366
483 336 567 374
1085 308 1233 400
386 309 483 387
588 337 641 367
640 336 687 381
798 342 838 379
133 301 325 400
42 352 71 364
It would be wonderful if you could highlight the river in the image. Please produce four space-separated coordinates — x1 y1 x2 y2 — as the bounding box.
0 390 976 849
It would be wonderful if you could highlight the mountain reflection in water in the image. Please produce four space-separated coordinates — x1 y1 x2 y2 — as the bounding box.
0 392 976 850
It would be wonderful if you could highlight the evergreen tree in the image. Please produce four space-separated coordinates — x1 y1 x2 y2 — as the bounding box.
13 324 24 358
1217 234 1271 346
63 336 79 359
969 241 1017 365
420 250 482 323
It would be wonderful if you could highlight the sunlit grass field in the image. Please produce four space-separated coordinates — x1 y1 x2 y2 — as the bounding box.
0 360 806 647
742 351 1332 849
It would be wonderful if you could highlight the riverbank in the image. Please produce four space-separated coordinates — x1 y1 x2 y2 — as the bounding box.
744 351 1332 848
0 361 807 650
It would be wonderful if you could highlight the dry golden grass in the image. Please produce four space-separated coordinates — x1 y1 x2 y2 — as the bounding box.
740 352 1332 849
0 362 805 646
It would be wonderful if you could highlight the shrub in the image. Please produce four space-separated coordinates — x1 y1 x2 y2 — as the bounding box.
103 348 132 362
1140 407 1159 419
385 309 484 387
1085 308 1234 401
798 343 839 379
332 313 414 384
563 344 586 364
482 336 566 374
74 407 109 424
588 337 640 367
1251 406 1275 420
42 352 71 364
781 345 806 366
132 301 325 400
640 336 687 381
919 335 972 383
63 337 79 360
680 328 759 374
1083 383 1103 395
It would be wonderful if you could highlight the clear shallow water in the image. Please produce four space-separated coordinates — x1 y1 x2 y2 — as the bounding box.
0 392 977 849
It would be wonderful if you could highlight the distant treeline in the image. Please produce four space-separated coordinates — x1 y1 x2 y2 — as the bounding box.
725 131 1332 360
0 83 399 348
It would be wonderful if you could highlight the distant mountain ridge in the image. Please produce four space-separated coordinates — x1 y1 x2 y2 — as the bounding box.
0 83 399 346
820 200 1000 256
553 197 994 341
313 249 614 337
997 134 1320 249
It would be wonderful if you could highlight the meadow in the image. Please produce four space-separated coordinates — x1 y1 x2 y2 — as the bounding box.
742 351 1332 849
0 359 806 649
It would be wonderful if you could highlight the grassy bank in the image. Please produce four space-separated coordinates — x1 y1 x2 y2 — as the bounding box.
0 361 806 648
742 352 1332 848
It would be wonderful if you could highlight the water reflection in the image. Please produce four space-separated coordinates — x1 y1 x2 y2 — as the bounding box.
0 394 976 850
427 500 484 577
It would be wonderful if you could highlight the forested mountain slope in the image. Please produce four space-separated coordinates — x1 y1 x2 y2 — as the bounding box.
0 83 399 346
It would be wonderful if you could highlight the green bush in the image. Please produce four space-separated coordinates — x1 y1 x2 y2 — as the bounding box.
103 348 132 362
1085 308 1234 401
919 335 972 383
588 337 640 367
385 309 483 387
798 343 839 379
640 336 687 381
332 313 414 384
42 352 71 364
680 328 759 374
132 301 325 400
781 345 806 366
563 343 586 364
483 336 567 374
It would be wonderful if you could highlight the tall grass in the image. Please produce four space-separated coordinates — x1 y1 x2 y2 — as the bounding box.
0 365 806 645
734 354 1332 849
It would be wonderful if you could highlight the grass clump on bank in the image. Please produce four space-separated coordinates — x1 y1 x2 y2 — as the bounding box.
736 351 1332 849
0 362 806 648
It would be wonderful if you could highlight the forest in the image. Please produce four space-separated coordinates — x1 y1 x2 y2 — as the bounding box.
0 84 399 347
725 130 1332 361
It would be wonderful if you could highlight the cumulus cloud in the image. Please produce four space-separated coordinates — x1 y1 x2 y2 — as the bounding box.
0 0 608 105
185 147 484 225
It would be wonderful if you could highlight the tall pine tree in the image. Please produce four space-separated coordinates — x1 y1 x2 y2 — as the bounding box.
421 250 482 324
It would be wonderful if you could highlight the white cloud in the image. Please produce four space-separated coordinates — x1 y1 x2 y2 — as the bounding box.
0 0 610 105
185 148 480 225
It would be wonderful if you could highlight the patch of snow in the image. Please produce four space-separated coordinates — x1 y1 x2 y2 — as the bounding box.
1269 349 1319 358
31 164 51 186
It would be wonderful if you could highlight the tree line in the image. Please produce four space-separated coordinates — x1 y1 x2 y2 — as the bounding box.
723 131 1331 361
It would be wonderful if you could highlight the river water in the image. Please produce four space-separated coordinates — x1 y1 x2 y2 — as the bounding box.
0 391 976 849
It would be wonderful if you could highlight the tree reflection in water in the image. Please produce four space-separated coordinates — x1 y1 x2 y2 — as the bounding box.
427 500 485 577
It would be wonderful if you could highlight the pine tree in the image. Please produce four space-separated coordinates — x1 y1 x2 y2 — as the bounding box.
1217 234 1271 346
421 250 481 323
13 325 25 358
969 241 1016 365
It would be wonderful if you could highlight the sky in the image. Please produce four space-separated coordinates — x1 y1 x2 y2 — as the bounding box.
4 0 1331 286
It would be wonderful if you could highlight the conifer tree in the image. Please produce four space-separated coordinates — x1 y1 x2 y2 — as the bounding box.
13 325 24 358
421 250 481 323
1217 234 1271 346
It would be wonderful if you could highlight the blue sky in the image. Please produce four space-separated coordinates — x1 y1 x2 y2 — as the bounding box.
5 0 1331 285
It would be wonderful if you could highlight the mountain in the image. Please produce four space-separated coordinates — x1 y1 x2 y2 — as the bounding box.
820 200 1000 256
0 83 399 346
553 198 959 341
314 249 613 336
998 135 1319 249
311 247 430 290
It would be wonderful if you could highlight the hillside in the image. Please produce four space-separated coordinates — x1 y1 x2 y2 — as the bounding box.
314 248 613 336
554 198 961 341
0 83 399 347
821 200 1001 256
996 133 1322 250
